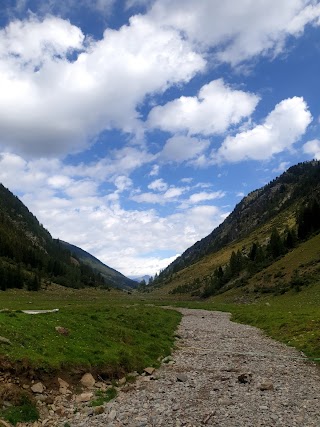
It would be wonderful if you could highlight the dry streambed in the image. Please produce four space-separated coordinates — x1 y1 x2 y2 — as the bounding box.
8 308 320 426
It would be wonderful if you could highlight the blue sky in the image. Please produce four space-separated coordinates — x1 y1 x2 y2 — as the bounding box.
0 0 320 277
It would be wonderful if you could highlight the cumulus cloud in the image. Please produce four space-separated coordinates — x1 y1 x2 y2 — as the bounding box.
0 150 227 276
148 178 168 192
303 139 320 160
131 185 185 204
187 191 225 204
148 79 260 135
149 164 160 176
148 0 320 64
0 14 205 157
8 0 117 20
215 97 312 163
159 135 210 163
272 161 290 173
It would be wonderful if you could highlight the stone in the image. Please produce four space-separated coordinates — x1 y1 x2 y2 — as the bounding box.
58 377 70 394
118 377 126 386
237 373 252 384
58 377 69 389
176 374 188 382
80 373 95 388
31 382 45 393
259 381 274 391
55 326 69 336
94 406 105 415
75 392 93 403
144 367 155 375
108 409 117 420
0 336 12 345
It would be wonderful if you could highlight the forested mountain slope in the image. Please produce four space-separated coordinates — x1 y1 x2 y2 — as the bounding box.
152 161 320 296
61 241 137 289
0 184 134 290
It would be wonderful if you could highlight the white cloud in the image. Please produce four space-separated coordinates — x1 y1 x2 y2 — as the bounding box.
272 161 290 173
164 187 185 199
0 15 84 62
149 164 160 176
160 135 210 163
303 139 320 160
148 79 260 135
148 178 168 192
131 185 185 204
114 175 133 192
9 0 117 19
65 146 155 181
130 192 163 204
0 14 205 157
215 97 312 163
149 0 320 64
236 192 245 198
187 191 225 204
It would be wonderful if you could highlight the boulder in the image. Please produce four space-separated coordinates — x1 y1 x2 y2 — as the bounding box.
31 382 45 393
80 373 95 388
75 392 93 403
144 367 155 376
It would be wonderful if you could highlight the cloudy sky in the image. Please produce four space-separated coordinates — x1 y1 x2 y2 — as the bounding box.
0 0 320 278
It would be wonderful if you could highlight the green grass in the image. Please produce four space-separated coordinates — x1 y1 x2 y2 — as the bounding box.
0 288 181 376
91 387 117 407
0 395 39 426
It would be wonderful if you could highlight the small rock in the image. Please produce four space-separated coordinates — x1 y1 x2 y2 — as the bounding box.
238 373 252 384
22 384 30 389
94 406 105 415
0 421 12 427
144 367 155 375
108 409 117 420
80 373 95 388
34 394 47 402
162 356 173 363
75 392 93 402
58 377 69 389
176 374 188 382
118 377 126 386
31 382 45 393
259 381 274 391
0 336 12 345
55 326 69 336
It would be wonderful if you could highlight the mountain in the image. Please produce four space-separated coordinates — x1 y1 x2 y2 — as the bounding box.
0 183 135 291
153 161 320 297
61 241 137 289
130 275 150 284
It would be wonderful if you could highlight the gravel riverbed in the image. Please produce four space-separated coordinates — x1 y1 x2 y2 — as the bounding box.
68 308 320 427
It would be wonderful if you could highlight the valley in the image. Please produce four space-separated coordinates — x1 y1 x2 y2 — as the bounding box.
0 161 320 425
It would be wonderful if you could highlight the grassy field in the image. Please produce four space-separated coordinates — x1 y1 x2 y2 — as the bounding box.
0 274 319 424
0 287 181 377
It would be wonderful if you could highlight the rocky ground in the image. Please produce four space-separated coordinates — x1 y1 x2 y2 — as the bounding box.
2 308 320 426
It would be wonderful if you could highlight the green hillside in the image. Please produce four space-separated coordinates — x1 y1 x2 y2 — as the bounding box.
151 161 320 298
0 184 134 291
61 241 138 289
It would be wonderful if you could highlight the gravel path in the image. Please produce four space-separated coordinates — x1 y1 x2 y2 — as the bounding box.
71 308 320 427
